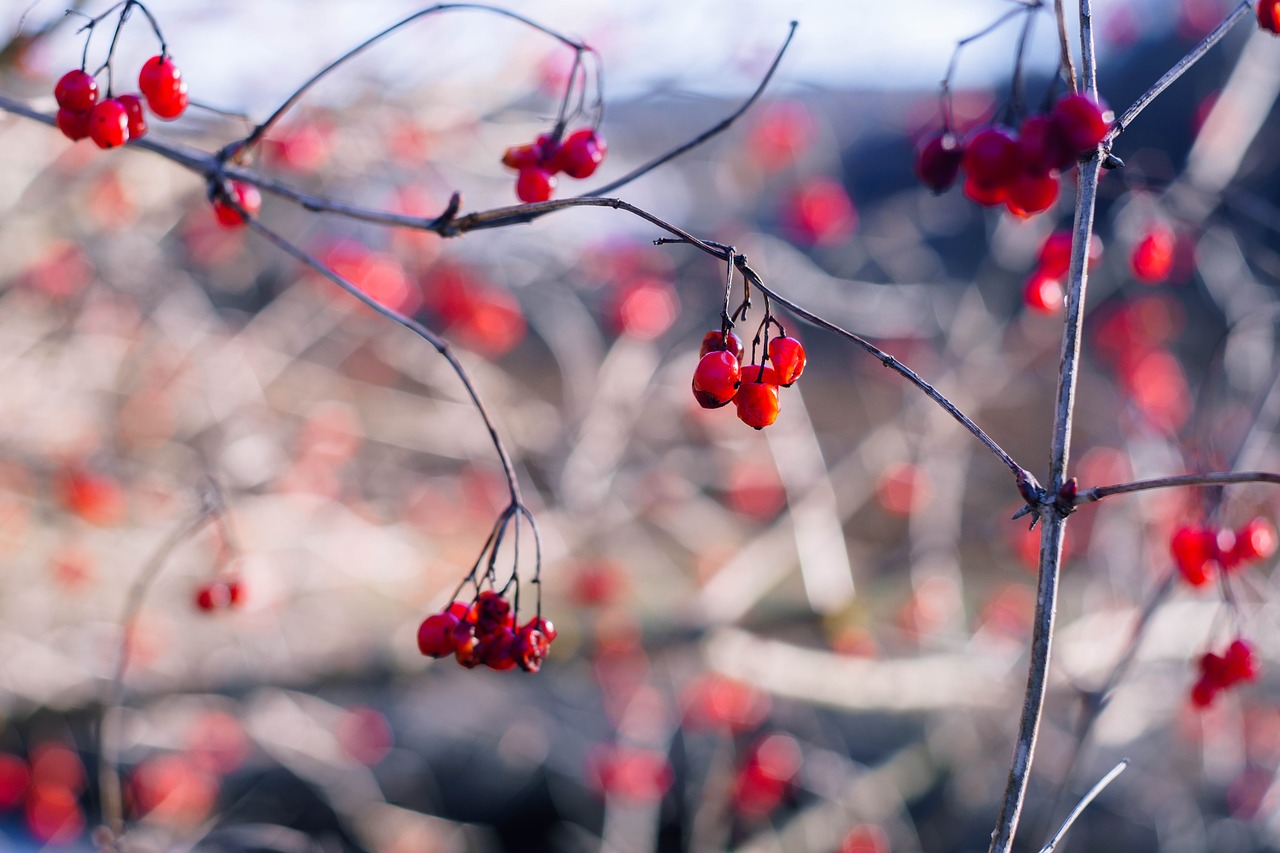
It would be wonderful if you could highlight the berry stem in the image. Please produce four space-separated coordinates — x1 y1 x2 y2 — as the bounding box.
1077 470 1280 504
1054 0 1079 93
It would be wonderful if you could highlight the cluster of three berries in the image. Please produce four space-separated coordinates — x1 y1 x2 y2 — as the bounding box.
54 55 187 148
692 330 807 430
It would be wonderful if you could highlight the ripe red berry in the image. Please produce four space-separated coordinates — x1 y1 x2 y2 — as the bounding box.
735 368 780 429
523 616 557 643
56 108 92 142
962 172 1009 207
139 55 182 104
1226 517 1277 567
1130 226 1175 284
1038 231 1103 277
452 620 481 668
767 336 806 386
212 181 262 228
148 81 188 121
481 628 519 670
692 351 741 409
225 576 244 607
699 329 745 362
1017 114 1072 174
1258 1 1280 33
116 94 148 140
89 99 130 149
1051 94 1108 157
1023 271 1064 314
1006 171 1059 218
502 143 542 170
554 129 607 179
417 612 459 657
515 626 550 673
914 131 964 193
473 590 513 638
963 126 1022 190
1171 525 1218 586
54 70 99 112
516 167 555 203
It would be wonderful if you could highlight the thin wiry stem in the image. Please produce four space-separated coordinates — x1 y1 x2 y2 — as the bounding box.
1054 0 1078 93
1104 1 1252 147
1078 471 1280 504
1037 760 1129 853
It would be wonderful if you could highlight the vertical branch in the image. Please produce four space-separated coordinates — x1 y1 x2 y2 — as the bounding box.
989 1 1102 850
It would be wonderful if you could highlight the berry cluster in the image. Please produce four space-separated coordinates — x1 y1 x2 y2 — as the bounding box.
417 590 555 672
1191 638 1259 708
194 576 244 612
915 94 1109 217
1170 517 1277 587
54 55 187 148
692 328 806 430
210 180 263 230
501 128 607 203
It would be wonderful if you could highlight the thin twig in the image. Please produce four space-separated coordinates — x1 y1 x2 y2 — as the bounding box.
1077 471 1280 504
1037 760 1128 853
1054 0 1078 93
1104 1 1252 146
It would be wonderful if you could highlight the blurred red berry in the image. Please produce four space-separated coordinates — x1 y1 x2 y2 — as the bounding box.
1006 171 1059 218
1051 94 1108 157
1258 1 1280 33
963 126 1022 188
1225 518 1277 568
417 612 459 657
553 128 607 179
700 329 746 361
116 93 148 140
1171 525 1218 586
782 177 857 245
212 181 262 228
914 131 964 193
56 108 92 141
516 167 555 202
1224 639 1260 685
1130 225 1176 283
1017 114 1072 173
1023 271 1064 314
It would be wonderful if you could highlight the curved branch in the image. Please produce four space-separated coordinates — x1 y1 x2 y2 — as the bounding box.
1078 470 1280 504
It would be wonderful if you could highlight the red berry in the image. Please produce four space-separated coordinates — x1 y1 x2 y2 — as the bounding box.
448 600 472 622
1258 1 1280 33
1223 639 1260 685
481 628 519 671
1226 517 1278 567
148 80 188 121
1006 171 1059 218
1190 674 1219 708
417 612 459 657
473 590 513 638
767 336 806 386
699 330 745 362
1051 94 1108 157
523 616 557 643
452 620 482 668
692 351 741 409
914 131 964 193
1017 114 1072 174
963 126 1022 189
1038 231 1103 277
55 108 92 142
1023 271 1064 314
116 94 147 140
516 167 555 203
1171 525 1218 586
554 129 607 179
89 99 130 149
54 70 99 112
735 368 780 429
501 143 542 170
1129 226 1176 284
212 181 262 228
139 55 182 104
195 583 229 612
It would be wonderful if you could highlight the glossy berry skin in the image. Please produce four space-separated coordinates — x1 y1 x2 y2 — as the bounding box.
516 167 555 203
553 129 607 179
735 367 780 429
692 351 741 409
148 81 188 120
417 612 459 657
1006 171 1059 218
523 616 557 643
139 55 181 103
914 131 964 193
54 70 99 112
1259 1 1280 33
1171 525 1218 586
56 108 92 142
452 621 482 668
1130 227 1175 284
212 181 262 228
502 143 542 170
481 628 519 670
700 330 745 362
767 337 806 386
963 126 1022 189
1051 94 1108 157
116 94 148 140
89 99 130 149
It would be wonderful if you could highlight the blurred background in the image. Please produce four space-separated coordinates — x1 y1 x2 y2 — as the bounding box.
3 0 1280 850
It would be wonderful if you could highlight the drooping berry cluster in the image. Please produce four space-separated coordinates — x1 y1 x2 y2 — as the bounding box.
1170 517 1277 587
915 94 1110 217
502 128 608 202
194 576 244 613
1191 638 1259 708
692 327 806 430
417 591 556 672
54 54 187 148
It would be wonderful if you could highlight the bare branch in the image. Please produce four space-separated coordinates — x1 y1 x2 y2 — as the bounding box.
1078 470 1280 504
1038 760 1129 853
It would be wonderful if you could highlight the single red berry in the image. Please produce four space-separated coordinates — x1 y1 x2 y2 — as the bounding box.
962 172 1009 207
417 612 459 657
139 55 182 105
1051 94 1108 157
482 627 519 670
962 126 1022 189
699 330 746 362
55 108 92 142
54 70 99 112
1223 639 1260 685
1006 171 1059 218
1017 114 1072 174
692 351 742 409
448 600 472 622
1258 1 1280 33
735 369 780 429
88 99 130 149
523 616 557 643
116 94 147 140
1171 525 1218 587
767 337 806 386
516 167 555 203
1226 517 1278 567
452 621 482 668
195 583 230 612
1038 231 1103 277
212 181 262 228
502 143 542 170
515 626 550 672
147 80 188 121
1023 271 1064 314
473 590 513 638
914 131 965 193
554 129 607 179
1130 226 1175 283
